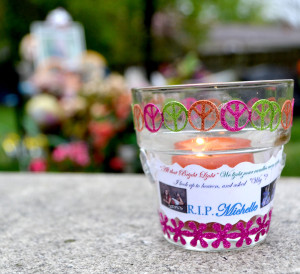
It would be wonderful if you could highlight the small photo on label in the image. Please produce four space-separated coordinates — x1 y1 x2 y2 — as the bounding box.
260 179 277 208
159 181 187 213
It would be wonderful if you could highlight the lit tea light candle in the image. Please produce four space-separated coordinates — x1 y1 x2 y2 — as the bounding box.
173 137 254 169
172 137 256 232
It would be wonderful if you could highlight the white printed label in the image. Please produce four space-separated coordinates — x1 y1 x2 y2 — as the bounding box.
152 149 283 225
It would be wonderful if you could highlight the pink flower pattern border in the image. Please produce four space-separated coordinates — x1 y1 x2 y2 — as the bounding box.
159 209 272 249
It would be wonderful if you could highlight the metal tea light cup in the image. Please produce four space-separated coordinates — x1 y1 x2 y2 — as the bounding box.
132 80 294 251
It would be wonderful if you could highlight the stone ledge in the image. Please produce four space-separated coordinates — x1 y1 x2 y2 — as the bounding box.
0 174 298 273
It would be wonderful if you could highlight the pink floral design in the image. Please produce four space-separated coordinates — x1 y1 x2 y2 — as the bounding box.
169 219 190 245
188 222 215 248
211 223 237 249
159 212 171 238
254 210 272 242
158 211 273 249
232 221 257 247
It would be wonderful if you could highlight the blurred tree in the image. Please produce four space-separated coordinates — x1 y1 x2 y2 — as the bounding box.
0 0 68 63
0 0 263 69
66 0 145 70
198 0 263 23
152 0 205 63
152 0 264 63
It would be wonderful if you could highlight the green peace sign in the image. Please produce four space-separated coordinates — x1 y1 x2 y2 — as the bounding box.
251 99 274 130
163 101 188 132
270 101 281 132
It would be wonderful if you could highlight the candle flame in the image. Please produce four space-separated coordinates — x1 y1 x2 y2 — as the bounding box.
196 138 205 145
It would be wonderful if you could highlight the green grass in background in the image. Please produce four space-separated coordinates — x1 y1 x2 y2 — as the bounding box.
0 106 18 136
282 117 300 176
0 106 19 171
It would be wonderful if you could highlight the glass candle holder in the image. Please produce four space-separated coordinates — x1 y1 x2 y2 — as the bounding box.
132 80 294 251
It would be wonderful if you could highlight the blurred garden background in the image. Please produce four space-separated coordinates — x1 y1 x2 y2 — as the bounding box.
0 0 299 174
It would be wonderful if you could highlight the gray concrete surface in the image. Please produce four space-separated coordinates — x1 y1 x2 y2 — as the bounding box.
0 174 298 273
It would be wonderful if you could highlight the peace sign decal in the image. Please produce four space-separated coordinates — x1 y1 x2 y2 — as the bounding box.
136 97 294 133
188 100 219 131
221 100 250 131
270 101 281 132
247 97 259 108
250 99 274 130
144 103 164 133
163 101 188 132
133 104 144 132
181 97 197 109
281 100 293 130
247 97 259 121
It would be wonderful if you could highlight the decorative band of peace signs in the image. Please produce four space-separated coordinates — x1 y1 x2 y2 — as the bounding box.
132 97 294 133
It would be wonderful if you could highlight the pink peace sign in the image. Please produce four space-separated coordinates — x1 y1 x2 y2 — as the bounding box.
221 100 251 131
292 98 295 125
247 97 259 108
144 103 164 132
247 97 259 121
181 97 197 109
188 100 219 131
207 98 222 107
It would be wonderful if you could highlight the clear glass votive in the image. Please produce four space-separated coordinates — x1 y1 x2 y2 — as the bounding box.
132 80 294 251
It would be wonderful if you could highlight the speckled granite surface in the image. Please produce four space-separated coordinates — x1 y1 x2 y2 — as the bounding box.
0 174 298 273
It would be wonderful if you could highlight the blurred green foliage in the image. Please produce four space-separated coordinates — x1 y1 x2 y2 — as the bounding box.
0 106 19 171
282 117 300 176
0 0 264 68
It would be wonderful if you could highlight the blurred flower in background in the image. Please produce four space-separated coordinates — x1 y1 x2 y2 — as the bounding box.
52 141 90 168
0 8 139 173
18 48 136 172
